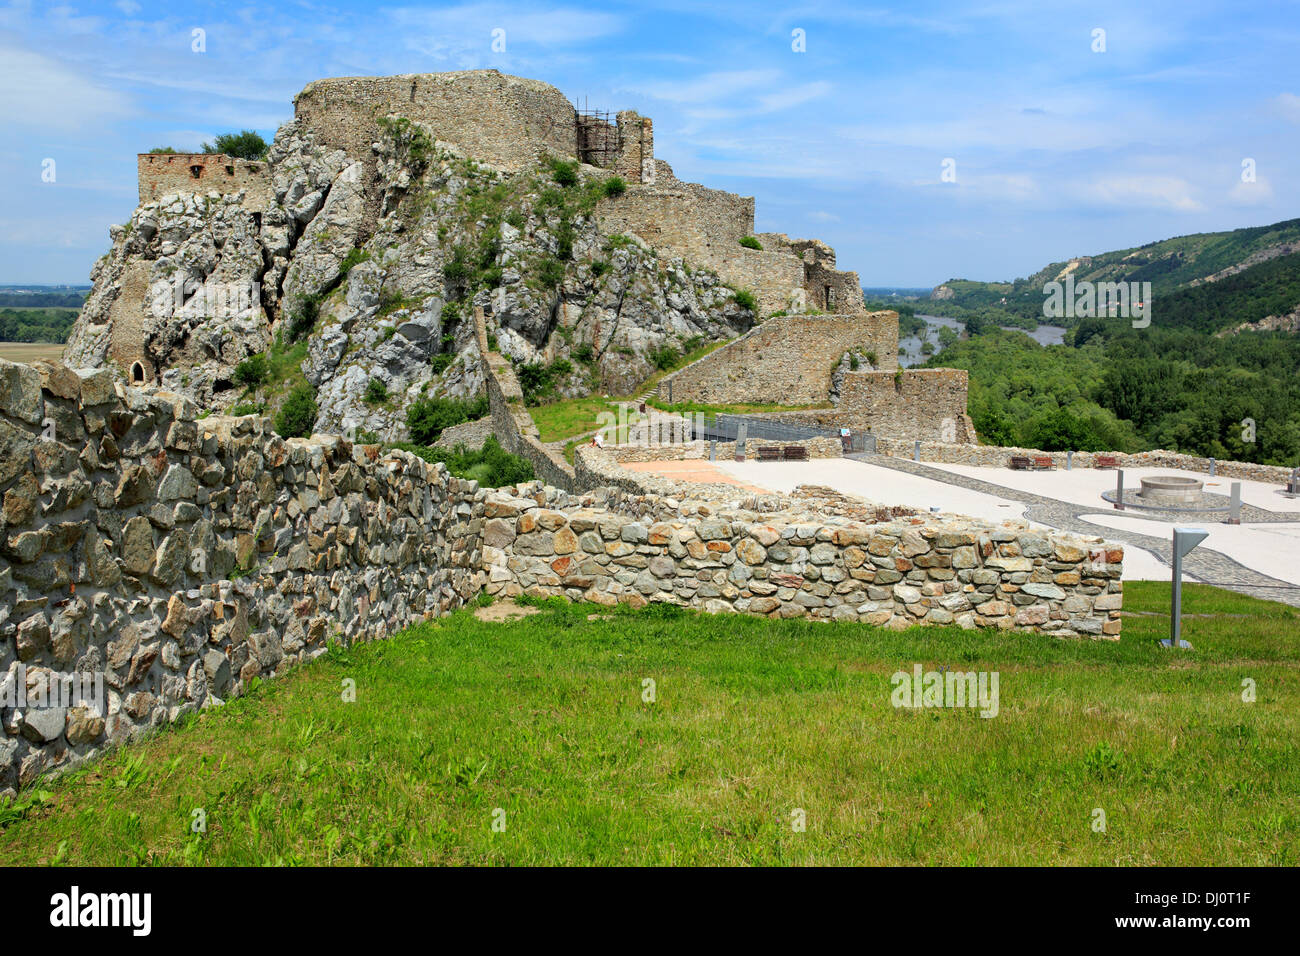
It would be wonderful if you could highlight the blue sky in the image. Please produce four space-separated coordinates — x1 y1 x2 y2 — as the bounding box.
2 0 1298 286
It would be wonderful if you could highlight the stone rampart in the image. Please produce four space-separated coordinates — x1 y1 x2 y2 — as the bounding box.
293 71 579 172
655 312 900 405
0 354 1126 789
473 309 577 490
771 368 974 442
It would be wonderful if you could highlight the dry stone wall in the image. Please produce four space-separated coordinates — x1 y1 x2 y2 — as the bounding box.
480 485 1124 635
0 358 485 792
0 352 1128 791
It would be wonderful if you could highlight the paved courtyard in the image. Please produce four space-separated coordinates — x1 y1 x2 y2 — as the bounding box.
625 453 1300 604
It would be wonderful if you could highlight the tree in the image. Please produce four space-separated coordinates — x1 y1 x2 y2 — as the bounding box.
202 130 269 160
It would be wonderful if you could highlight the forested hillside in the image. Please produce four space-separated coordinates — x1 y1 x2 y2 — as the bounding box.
925 323 1300 465
923 217 1300 332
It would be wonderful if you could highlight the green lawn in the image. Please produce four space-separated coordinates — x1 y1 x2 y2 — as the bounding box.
1 582 1297 866
526 396 617 443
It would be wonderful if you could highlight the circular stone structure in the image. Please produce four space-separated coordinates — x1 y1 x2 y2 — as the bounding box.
1138 475 1204 506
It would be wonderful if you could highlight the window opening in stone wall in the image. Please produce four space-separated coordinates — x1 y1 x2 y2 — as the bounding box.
826 285 835 309
190 165 203 179
131 362 145 382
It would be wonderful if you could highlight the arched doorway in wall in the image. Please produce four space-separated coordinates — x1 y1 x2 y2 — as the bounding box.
131 361 146 383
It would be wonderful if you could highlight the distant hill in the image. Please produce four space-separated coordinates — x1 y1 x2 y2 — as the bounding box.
0 287 89 309
924 217 1300 333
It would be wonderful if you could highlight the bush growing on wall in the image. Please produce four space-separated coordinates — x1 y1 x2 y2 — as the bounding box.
275 384 318 438
739 236 763 250
406 395 490 445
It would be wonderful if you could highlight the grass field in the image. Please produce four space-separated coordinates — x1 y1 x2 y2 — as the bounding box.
527 395 617 443
0 342 64 364
1 582 1296 866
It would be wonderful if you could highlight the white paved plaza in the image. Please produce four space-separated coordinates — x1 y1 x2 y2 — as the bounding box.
707 457 1300 586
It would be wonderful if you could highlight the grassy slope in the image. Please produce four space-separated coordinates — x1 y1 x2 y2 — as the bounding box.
1 582 1296 866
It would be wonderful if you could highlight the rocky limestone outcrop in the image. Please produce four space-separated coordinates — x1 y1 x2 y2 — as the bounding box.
65 108 756 442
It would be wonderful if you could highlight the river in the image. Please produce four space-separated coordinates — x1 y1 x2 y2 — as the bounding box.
897 314 1066 367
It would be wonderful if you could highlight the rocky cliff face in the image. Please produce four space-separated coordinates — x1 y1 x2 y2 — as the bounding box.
65 113 755 441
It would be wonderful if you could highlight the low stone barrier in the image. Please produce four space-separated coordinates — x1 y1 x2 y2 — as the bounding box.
873 439 1295 484
481 485 1123 635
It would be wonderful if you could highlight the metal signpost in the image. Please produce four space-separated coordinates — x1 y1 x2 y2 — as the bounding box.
1163 527 1208 648
1228 482 1242 525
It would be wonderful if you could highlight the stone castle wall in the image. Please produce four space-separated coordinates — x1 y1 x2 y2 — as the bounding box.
473 309 577 491
293 71 580 172
0 358 485 791
137 154 272 211
655 312 900 405
595 160 859 317
773 368 975 443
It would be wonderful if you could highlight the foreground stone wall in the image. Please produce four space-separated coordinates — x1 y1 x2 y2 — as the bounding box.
137 154 273 212
655 312 900 405
481 485 1124 634
0 358 485 791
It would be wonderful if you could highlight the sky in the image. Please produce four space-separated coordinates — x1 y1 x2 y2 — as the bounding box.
2 0 1298 287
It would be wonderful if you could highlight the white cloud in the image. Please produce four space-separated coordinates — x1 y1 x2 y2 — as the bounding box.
0 47 130 130
1277 93 1300 123
808 210 840 222
387 4 623 66
115 0 141 14
1080 175 1204 212
1229 175 1275 206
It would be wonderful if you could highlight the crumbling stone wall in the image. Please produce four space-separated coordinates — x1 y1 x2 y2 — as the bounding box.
293 71 579 173
480 485 1124 633
656 312 900 405
874 439 1296 482
0 358 484 791
474 309 576 491
775 369 974 442
137 154 272 212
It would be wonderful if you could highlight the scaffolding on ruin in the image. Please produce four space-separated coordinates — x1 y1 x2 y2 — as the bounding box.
574 98 621 169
